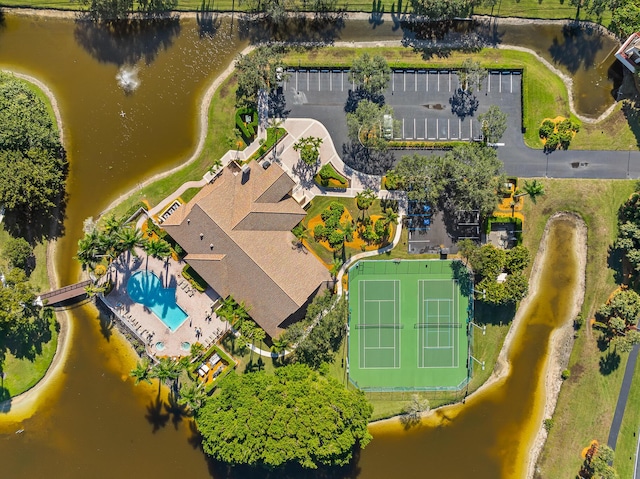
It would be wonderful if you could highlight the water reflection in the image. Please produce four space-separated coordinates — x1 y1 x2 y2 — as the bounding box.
73 16 182 65
549 22 604 74
237 14 347 44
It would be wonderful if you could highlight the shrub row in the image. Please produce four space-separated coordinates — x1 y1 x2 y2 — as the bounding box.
235 107 258 139
387 140 463 150
182 264 208 292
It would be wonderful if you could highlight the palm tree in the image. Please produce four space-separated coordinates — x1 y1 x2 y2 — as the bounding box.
178 382 207 412
150 357 180 393
117 226 146 259
190 342 205 360
514 179 545 204
231 301 250 329
84 283 105 298
144 238 172 271
329 257 343 281
76 230 102 271
381 207 399 226
355 188 376 220
130 359 152 385
102 214 125 236
291 225 309 252
271 336 290 355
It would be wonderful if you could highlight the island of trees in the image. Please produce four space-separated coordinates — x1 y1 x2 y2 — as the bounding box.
0 71 68 400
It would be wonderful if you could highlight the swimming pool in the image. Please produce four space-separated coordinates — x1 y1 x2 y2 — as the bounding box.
126 271 188 331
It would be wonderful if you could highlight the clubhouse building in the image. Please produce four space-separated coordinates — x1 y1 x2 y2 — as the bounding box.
163 162 331 338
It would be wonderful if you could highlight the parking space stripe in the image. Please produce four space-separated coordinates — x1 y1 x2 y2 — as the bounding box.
511 73 513 93
488 74 491 93
449 71 451 92
295 70 298 91
404 71 406 91
448 119 450 139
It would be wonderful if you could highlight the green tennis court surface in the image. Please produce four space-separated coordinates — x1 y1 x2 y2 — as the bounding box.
348 260 471 391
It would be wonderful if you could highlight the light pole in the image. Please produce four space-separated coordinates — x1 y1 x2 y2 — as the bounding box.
470 355 485 371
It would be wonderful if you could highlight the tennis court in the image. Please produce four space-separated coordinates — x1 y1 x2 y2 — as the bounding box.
348 259 470 391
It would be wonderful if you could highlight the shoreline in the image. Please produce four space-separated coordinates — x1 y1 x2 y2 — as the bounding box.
369 212 588 479
0 9 593 430
0 70 72 420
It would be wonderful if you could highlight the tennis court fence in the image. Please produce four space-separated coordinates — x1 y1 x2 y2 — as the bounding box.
351 376 470 393
349 259 457 279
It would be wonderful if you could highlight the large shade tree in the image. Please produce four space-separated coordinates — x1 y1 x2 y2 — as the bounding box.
393 144 504 217
235 46 285 109
196 363 373 468
0 73 67 227
348 53 391 95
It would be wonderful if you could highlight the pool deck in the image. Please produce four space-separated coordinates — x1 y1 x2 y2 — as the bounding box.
102 247 228 358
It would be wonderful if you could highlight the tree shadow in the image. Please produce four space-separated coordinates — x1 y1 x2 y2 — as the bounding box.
596 334 610 352
205 447 362 479
145 394 171 432
599 349 621 375
474 301 515 326
196 0 222 38
398 18 502 60
3 188 68 243
547 22 603 75
3 314 54 361
291 160 317 188
165 390 190 429
237 13 346 44
450 260 472 297
268 88 290 120
369 0 385 28
73 16 181 66
344 88 385 114
341 141 395 176
245 357 265 373
622 98 640 150
607 244 625 285
449 88 478 119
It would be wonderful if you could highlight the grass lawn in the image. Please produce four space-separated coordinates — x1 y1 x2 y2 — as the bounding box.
1 0 612 22
614 356 640 478
522 178 637 478
109 74 241 219
1 317 58 398
0 222 60 398
220 333 278 375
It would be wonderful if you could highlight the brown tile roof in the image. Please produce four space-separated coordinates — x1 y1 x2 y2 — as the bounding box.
163 163 330 337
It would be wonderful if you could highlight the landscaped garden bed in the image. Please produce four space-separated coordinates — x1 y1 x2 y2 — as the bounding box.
300 196 396 265
314 162 350 189
244 127 287 164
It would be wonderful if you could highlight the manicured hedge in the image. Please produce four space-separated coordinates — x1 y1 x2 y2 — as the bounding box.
182 264 208 292
235 107 258 139
387 140 464 150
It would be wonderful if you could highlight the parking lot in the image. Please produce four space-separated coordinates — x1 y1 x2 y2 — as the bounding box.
283 68 523 145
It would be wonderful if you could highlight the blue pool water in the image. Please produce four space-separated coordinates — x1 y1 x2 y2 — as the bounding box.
126 271 188 331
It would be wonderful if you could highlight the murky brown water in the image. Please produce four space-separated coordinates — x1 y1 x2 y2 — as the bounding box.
0 12 588 478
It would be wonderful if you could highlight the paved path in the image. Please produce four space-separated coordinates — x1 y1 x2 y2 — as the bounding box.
605 343 640 476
